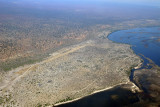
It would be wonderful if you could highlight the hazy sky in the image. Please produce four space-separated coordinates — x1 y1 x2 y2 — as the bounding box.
107 0 160 6
1 0 160 7
77 0 160 6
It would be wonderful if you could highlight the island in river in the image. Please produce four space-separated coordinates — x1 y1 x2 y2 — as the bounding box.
108 27 160 67
0 26 160 106
55 27 160 107
109 27 160 106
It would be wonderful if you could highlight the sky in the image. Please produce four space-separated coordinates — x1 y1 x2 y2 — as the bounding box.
107 0 160 6
1 0 160 7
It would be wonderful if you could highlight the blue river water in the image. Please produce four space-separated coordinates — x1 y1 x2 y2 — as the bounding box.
108 27 160 67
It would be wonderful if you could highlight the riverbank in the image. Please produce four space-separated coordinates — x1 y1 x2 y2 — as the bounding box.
56 27 160 107
108 27 160 106
53 30 144 107
54 81 141 106
55 82 142 107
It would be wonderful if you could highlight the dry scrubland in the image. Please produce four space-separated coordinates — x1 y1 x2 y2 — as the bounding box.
0 19 160 106
0 15 90 71
0 31 142 106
